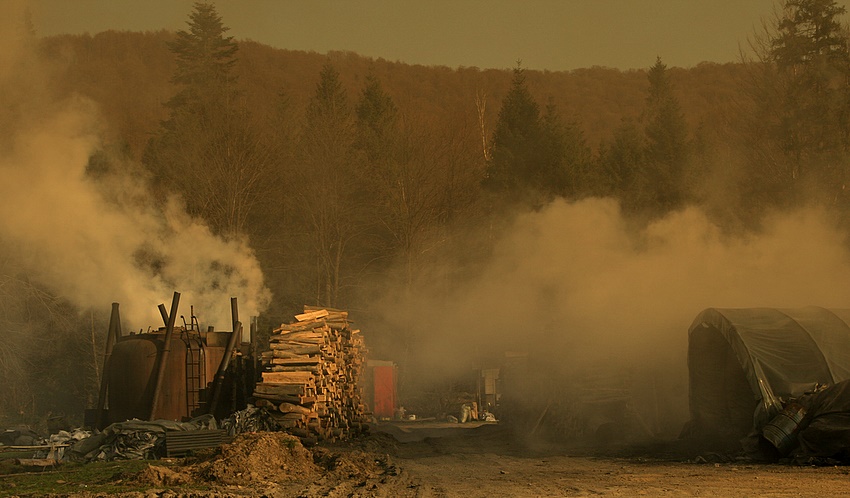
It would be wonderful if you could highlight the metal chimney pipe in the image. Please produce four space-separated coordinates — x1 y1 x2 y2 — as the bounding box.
230 297 238 341
94 302 120 429
208 320 242 416
157 304 169 327
149 291 180 421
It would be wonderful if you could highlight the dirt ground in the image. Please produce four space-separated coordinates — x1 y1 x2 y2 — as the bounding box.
33 422 850 497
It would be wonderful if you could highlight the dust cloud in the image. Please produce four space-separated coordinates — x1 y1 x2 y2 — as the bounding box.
0 3 270 332
372 197 850 431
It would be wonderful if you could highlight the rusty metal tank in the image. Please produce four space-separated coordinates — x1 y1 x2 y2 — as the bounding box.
106 329 229 423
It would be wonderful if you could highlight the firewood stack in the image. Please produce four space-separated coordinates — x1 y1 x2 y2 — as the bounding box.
254 306 369 443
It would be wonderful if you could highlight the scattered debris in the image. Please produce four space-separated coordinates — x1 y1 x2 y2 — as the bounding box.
220 405 282 435
0 427 44 446
67 415 218 462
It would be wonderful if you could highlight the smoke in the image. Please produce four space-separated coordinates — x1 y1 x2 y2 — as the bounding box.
372 196 850 430
0 2 270 331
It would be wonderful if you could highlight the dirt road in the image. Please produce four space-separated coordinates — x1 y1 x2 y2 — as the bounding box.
390 449 850 497
300 422 850 498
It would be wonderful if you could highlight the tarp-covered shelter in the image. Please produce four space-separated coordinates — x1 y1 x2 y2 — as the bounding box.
686 307 850 440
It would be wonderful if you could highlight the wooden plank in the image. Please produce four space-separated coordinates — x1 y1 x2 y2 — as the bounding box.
304 305 347 315
269 344 322 355
255 383 309 396
268 365 319 373
261 371 315 384
295 309 329 322
270 357 320 366
253 392 311 405
269 335 324 345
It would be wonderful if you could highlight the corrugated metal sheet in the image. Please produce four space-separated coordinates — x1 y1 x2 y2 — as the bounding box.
164 429 232 457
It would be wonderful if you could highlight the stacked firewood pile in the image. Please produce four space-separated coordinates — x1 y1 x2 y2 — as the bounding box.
253 306 369 443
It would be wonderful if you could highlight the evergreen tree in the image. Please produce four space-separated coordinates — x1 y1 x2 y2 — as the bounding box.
484 63 542 202
485 64 590 206
598 119 646 205
539 99 592 199
355 73 399 162
166 2 238 111
353 73 404 268
741 0 850 214
769 0 850 202
302 63 354 161
772 0 847 69
143 2 272 238
295 62 362 308
641 57 689 214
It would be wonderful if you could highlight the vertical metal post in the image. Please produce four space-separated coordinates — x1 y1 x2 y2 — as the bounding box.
94 302 120 429
230 297 239 342
208 321 242 416
157 304 169 327
251 316 259 383
149 291 180 421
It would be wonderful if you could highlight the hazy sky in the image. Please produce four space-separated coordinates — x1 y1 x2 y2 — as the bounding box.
27 0 850 72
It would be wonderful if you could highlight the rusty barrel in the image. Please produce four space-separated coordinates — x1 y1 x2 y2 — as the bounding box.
762 402 806 455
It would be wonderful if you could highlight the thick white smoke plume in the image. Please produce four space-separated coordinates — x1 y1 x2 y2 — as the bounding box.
0 3 270 331
375 197 850 429
384 197 850 367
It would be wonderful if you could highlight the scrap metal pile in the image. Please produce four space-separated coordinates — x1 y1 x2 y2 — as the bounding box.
254 306 369 443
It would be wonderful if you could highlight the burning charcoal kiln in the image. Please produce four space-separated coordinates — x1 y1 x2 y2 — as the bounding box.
91 292 257 429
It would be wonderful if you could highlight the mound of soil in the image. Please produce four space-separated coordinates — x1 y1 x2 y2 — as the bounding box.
312 446 396 480
128 431 404 496
134 464 193 487
191 432 320 486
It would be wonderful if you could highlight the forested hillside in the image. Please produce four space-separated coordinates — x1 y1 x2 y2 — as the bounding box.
39 30 746 159
34 24 756 320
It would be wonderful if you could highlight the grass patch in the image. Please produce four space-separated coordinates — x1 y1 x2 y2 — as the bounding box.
0 459 172 497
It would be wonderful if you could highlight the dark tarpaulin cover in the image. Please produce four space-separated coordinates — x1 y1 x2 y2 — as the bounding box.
68 415 218 461
794 380 850 459
686 307 850 439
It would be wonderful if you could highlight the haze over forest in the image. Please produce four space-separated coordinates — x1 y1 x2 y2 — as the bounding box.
4 0 850 431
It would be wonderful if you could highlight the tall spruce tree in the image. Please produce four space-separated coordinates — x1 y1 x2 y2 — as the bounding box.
484 63 542 203
355 74 399 162
485 64 590 206
143 2 272 238
166 2 238 111
641 57 689 214
770 0 850 203
598 119 646 205
539 99 592 199
741 0 850 215
296 62 361 308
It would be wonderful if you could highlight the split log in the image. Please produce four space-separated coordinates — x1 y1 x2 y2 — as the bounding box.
261 371 315 384
294 309 329 322
278 402 313 415
254 383 310 396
